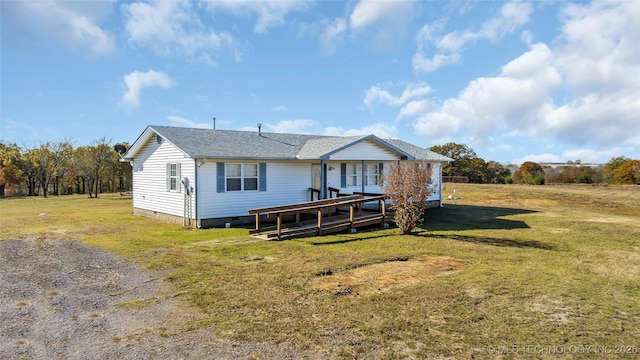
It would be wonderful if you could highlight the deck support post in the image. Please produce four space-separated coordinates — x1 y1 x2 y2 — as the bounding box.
317 209 323 235
277 214 282 240
349 204 355 231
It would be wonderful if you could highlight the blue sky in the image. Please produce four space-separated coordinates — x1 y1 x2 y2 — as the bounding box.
1 0 638 164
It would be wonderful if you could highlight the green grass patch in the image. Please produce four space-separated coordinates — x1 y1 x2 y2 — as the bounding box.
2 185 639 358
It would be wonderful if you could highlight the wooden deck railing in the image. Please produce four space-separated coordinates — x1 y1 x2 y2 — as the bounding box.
248 194 387 240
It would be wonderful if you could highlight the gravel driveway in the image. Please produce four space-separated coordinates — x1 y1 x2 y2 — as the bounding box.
0 237 312 359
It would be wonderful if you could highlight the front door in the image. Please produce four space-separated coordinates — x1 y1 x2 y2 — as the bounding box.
311 164 322 200
312 164 321 190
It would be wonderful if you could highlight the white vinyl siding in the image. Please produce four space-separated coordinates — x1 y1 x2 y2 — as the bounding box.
198 161 311 219
132 138 194 218
329 140 399 160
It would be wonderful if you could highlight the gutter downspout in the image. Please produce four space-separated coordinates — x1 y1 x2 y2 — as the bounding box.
361 160 365 193
195 158 201 228
320 159 325 199
439 162 444 207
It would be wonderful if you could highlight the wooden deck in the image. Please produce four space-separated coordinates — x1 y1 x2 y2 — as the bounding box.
248 194 389 240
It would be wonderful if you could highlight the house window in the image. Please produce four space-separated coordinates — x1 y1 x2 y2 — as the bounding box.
226 163 258 191
346 163 359 187
366 163 380 186
166 162 181 192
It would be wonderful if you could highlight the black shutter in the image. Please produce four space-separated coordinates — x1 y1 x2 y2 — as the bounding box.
217 162 225 193
340 163 346 188
259 163 267 192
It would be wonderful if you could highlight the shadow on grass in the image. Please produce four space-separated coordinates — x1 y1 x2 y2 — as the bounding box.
416 232 555 250
307 232 391 246
422 204 537 232
417 205 553 250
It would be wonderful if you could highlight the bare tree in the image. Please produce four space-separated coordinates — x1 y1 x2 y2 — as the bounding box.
31 141 73 197
77 137 113 198
380 162 434 234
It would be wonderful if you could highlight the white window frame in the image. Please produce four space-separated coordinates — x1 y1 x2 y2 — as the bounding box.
226 163 259 192
365 163 380 186
169 163 179 191
346 163 360 187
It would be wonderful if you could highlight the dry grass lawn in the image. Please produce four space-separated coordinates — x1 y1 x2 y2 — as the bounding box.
1 184 639 359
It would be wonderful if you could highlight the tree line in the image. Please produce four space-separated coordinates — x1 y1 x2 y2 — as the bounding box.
429 143 640 185
2 139 638 198
0 138 131 198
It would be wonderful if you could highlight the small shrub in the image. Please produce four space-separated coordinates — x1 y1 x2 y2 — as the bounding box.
577 173 592 184
504 175 513 184
533 174 545 185
381 162 433 234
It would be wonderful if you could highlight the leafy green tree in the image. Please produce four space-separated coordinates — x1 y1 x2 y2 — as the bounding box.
548 165 598 184
486 161 511 184
0 142 23 197
613 160 640 185
513 161 545 185
381 162 433 234
467 157 487 183
72 138 123 198
602 156 628 183
112 143 131 193
429 143 477 178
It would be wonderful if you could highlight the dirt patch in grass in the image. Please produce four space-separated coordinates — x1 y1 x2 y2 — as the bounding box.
311 255 465 296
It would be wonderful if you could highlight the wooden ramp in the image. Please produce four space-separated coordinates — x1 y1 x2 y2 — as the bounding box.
248 195 389 240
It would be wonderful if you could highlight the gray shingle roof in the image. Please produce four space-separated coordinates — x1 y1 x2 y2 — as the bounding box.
125 125 452 162
384 139 453 161
296 135 368 159
152 125 324 159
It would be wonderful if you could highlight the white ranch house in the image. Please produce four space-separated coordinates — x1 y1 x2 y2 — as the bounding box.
121 125 452 228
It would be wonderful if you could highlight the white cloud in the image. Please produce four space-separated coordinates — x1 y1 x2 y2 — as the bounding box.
349 0 416 50
364 83 432 109
414 1 533 72
319 18 347 56
517 153 562 164
516 145 637 165
271 105 288 113
123 1 238 63
397 99 431 120
412 52 460 73
350 0 411 29
414 1 640 156
2 0 115 56
122 70 173 107
323 122 397 139
167 115 211 129
415 42 561 142
203 0 310 34
413 111 461 143
305 0 414 56
262 119 318 134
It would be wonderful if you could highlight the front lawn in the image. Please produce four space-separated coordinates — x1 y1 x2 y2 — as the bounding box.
2 184 638 358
